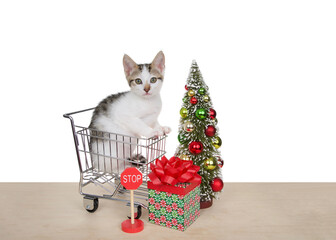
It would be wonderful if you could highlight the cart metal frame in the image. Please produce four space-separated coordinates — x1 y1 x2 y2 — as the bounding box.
63 107 167 216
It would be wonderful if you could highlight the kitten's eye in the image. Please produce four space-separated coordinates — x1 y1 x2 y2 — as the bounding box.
135 78 142 84
150 77 157 83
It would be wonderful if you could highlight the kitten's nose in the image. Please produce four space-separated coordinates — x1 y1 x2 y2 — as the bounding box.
144 84 150 93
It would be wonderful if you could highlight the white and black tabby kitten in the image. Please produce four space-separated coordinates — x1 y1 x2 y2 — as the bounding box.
89 51 171 173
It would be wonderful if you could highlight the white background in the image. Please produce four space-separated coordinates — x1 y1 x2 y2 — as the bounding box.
0 0 335 182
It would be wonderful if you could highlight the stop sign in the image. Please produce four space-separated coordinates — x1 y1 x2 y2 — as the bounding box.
121 167 143 190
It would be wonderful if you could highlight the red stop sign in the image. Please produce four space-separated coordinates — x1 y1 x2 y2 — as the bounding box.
121 168 143 190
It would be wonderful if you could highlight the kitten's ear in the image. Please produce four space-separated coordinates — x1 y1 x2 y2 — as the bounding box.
151 51 165 74
123 54 137 78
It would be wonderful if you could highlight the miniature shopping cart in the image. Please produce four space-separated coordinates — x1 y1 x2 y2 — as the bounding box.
63 107 167 218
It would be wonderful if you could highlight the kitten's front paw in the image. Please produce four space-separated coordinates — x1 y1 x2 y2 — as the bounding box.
153 128 164 137
161 126 171 135
144 128 164 138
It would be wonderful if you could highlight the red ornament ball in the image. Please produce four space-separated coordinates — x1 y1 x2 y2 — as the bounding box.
209 108 217 119
188 141 203 155
185 85 188 90
190 97 198 105
211 178 224 192
205 125 216 137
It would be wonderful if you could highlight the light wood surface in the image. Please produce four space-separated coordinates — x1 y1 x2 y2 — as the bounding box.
0 183 335 240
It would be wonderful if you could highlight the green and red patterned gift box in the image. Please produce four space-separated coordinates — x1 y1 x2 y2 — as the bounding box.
147 156 201 231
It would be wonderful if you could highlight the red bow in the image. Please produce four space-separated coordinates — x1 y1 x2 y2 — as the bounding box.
148 156 202 186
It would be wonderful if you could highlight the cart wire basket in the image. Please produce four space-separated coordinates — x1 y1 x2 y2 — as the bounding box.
64 107 167 217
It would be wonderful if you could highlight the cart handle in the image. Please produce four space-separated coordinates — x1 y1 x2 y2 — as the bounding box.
63 107 95 146
63 107 95 173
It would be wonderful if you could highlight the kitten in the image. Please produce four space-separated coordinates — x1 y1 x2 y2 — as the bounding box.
89 51 171 174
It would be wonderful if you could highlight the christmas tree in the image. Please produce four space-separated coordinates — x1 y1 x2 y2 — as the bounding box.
175 61 224 207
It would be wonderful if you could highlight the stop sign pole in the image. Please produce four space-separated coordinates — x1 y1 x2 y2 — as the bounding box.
120 167 144 233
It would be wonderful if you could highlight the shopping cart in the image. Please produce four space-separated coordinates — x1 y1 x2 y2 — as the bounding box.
63 107 167 218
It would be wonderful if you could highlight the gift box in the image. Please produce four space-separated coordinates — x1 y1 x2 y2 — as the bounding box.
147 156 201 231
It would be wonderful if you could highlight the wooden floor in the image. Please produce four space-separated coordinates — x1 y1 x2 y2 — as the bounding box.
0 183 335 240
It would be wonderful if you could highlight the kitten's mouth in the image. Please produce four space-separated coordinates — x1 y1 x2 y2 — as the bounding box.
144 93 151 96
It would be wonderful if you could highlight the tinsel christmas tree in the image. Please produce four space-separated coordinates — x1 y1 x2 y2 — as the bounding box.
175 61 224 206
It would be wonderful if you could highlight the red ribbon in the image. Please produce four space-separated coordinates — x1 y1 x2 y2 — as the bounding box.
148 156 202 186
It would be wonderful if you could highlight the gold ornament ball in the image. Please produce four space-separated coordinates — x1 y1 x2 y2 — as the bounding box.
203 95 210 102
188 89 195 97
204 157 217 170
183 121 195 132
212 136 222 149
180 154 192 161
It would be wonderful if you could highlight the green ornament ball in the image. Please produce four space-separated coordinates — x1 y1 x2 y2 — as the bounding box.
183 97 188 103
195 108 207 120
198 87 206 95
178 134 188 144
180 107 188 119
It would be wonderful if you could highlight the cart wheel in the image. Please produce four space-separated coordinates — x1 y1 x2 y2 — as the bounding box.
128 205 142 219
84 197 99 213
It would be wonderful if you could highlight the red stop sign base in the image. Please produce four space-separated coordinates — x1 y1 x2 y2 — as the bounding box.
121 219 144 233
